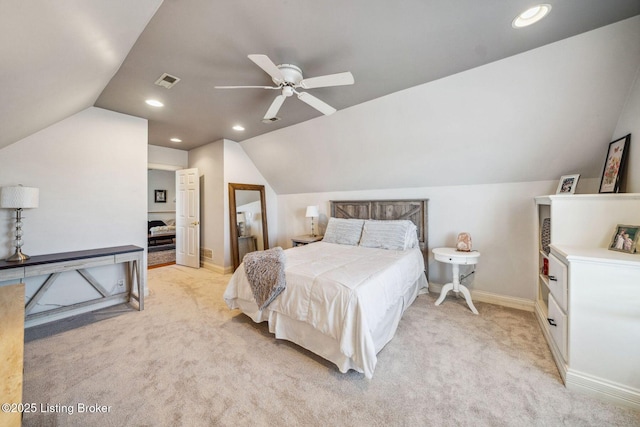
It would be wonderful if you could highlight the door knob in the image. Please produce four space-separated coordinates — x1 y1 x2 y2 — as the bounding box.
191 221 200 226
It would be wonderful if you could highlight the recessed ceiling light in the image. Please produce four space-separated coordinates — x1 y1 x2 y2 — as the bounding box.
170 138 182 143
145 99 164 107
232 125 245 131
512 4 551 28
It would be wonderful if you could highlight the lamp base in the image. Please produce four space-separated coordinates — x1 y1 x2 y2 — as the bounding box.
6 248 30 262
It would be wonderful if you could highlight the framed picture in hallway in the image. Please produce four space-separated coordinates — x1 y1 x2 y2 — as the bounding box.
154 189 167 203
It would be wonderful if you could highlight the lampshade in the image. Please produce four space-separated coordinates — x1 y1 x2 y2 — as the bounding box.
236 212 246 223
305 206 319 218
0 186 39 209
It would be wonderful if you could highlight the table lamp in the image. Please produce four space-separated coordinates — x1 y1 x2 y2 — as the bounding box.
305 205 319 237
1 185 39 261
236 212 246 237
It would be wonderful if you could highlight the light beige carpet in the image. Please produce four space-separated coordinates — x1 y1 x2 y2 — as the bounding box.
22 265 640 426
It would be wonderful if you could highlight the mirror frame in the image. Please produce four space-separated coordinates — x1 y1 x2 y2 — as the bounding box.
229 183 269 271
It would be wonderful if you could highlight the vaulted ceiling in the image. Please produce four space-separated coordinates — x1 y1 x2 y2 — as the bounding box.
2 0 639 153
240 16 640 194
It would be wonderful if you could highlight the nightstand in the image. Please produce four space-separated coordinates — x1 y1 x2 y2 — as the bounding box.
291 235 324 247
432 247 480 314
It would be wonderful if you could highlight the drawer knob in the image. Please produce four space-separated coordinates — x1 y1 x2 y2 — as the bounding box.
547 318 557 327
548 275 557 281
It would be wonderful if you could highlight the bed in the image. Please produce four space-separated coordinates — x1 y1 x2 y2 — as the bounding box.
223 199 429 378
148 220 176 246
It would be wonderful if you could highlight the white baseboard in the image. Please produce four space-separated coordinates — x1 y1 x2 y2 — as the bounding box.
201 260 233 274
566 369 640 411
428 282 535 312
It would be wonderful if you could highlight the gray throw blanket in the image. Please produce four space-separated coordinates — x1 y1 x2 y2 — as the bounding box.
243 247 286 310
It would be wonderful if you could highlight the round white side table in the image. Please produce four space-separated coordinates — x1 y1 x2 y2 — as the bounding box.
432 247 480 314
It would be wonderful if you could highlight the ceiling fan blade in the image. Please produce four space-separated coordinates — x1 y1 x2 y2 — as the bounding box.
214 85 279 89
264 95 286 119
248 54 285 84
299 72 354 89
296 92 336 115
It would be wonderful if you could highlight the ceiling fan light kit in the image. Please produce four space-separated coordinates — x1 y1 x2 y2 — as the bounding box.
215 54 354 121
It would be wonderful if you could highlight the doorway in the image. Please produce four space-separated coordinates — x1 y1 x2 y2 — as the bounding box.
147 168 177 268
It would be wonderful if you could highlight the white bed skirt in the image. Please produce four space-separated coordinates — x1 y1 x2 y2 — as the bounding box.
229 273 428 377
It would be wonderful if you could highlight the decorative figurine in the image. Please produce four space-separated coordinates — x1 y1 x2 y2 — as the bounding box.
456 232 472 252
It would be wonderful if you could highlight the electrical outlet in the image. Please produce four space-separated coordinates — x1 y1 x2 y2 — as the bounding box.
117 279 124 287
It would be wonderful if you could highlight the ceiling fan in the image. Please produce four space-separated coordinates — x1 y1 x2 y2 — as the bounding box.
215 54 354 122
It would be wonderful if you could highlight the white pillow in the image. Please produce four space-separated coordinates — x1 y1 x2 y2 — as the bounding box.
322 218 365 246
359 220 418 251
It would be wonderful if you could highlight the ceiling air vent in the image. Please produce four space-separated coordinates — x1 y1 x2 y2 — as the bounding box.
154 73 181 89
262 117 281 123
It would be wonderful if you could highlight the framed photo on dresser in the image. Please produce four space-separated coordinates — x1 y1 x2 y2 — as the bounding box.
556 174 579 194
608 224 639 254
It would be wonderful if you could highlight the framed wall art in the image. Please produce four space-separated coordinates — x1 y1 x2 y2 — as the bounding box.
154 189 167 203
556 174 580 194
608 224 639 254
599 134 630 193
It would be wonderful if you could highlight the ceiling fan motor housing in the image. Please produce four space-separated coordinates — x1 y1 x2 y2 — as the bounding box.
275 64 303 86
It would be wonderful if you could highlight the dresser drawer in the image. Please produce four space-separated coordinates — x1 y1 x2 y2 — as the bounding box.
547 294 567 361
548 254 567 312
24 255 114 277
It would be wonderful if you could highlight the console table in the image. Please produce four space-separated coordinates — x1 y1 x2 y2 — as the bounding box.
0 245 144 327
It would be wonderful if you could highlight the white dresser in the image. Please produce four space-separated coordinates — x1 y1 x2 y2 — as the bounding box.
534 194 640 410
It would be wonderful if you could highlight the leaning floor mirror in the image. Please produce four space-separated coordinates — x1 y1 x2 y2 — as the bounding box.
229 183 269 271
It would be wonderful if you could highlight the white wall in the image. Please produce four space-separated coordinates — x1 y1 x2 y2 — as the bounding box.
148 145 188 170
0 107 147 254
148 169 176 223
0 106 148 303
188 140 225 269
277 180 560 304
613 62 640 193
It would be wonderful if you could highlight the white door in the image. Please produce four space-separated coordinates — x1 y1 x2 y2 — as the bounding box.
176 168 200 268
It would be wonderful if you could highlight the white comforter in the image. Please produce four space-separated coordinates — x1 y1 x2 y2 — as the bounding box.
224 241 426 377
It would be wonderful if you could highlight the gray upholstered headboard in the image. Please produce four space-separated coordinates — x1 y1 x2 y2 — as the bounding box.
330 199 429 276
